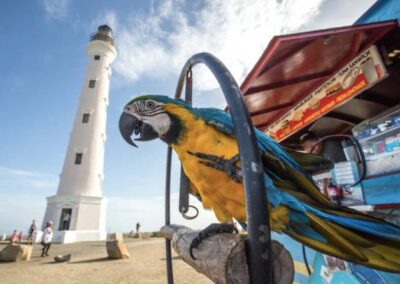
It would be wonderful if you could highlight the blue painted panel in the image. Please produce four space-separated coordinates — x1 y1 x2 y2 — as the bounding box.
362 173 400 204
309 252 400 284
273 232 316 262
273 232 400 283
349 263 389 284
272 233 313 283
294 272 310 284
310 252 360 284
356 0 400 24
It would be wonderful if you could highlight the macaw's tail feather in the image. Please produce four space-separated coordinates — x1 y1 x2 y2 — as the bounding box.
285 206 400 272
274 166 400 272
285 148 333 174
258 137 400 271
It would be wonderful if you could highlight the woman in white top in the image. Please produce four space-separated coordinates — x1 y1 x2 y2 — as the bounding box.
41 221 53 257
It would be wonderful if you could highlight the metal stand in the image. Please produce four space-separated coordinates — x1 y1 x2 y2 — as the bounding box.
164 52 273 284
165 147 174 284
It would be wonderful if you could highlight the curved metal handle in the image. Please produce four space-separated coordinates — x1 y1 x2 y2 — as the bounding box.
165 52 273 284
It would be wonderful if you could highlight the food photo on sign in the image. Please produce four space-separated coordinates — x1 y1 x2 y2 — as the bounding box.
266 45 387 142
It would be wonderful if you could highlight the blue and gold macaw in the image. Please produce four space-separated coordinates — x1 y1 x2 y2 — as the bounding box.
119 95 400 272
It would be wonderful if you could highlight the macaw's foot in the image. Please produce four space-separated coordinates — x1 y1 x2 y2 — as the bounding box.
187 152 242 183
189 223 239 260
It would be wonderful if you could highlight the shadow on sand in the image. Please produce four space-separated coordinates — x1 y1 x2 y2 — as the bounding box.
70 257 112 264
44 257 113 264
160 256 181 261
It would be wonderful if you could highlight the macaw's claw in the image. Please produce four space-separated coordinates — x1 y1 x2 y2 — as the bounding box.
189 223 239 260
187 152 242 183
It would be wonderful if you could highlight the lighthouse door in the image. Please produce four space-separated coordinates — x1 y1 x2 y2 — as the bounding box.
59 208 72 231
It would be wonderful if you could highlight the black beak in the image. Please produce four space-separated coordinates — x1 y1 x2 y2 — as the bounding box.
119 112 160 147
119 112 139 147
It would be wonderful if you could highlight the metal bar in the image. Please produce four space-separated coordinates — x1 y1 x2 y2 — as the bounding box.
178 70 193 214
165 146 174 284
164 69 194 284
185 69 193 103
178 168 190 214
174 52 272 284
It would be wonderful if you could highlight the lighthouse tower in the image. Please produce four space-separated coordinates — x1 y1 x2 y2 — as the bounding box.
42 25 117 243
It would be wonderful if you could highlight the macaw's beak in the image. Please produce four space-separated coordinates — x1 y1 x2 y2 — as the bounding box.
119 112 138 147
119 112 159 147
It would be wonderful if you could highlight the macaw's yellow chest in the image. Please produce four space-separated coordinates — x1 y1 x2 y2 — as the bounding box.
168 107 247 222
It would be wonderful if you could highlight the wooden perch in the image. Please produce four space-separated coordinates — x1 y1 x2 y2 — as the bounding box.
160 225 294 284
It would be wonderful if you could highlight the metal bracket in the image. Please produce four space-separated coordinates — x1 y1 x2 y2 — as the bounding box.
178 168 199 220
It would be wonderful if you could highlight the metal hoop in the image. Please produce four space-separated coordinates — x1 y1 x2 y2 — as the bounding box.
181 205 199 220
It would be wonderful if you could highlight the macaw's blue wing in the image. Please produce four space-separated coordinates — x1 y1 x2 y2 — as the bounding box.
194 107 303 171
194 106 400 272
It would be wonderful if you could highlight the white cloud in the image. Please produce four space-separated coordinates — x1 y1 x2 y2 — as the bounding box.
114 0 325 91
0 166 58 190
0 193 46 235
43 0 70 21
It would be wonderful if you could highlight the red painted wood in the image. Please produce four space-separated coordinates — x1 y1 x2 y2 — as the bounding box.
240 20 397 131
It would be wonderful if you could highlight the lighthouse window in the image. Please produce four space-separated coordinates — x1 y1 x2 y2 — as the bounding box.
82 113 90 123
94 55 101 60
75 153 83 165
88 80 96 88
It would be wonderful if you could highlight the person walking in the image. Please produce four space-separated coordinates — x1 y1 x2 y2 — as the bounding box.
27 220 37 245
41 221 53 257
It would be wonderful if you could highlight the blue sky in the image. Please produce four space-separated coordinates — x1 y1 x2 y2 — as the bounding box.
0 0 375 234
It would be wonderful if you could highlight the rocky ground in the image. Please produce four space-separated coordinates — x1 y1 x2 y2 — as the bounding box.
0 238 212 284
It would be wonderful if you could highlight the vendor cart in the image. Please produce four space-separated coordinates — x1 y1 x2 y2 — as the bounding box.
240 14 400 284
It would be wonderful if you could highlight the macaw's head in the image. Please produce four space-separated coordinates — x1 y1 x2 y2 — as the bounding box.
119 95 189 147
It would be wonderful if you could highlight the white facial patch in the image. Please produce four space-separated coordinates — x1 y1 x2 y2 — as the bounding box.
142 113 171 136
125 99 171 137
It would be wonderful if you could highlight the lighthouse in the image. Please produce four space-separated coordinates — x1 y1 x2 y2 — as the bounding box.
42 25 117 243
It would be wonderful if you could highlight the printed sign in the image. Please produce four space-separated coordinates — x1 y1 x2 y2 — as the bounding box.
265 45 388 142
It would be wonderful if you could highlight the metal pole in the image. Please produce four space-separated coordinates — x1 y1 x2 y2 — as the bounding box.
174 53 272 284
178 70 193 215
164 69 193 284
165 147 174 284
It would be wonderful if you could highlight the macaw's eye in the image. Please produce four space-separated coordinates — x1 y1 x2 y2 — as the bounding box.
146 101 155 109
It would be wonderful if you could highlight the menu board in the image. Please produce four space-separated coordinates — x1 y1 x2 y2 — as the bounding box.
265 45 388 142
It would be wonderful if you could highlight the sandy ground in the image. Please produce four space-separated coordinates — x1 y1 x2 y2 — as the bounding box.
0 238 212 284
